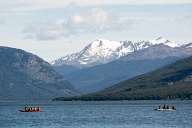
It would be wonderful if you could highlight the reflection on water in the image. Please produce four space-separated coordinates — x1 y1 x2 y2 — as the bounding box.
0 100 192 128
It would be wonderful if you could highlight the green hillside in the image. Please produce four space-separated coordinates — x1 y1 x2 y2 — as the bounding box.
54 56 192 101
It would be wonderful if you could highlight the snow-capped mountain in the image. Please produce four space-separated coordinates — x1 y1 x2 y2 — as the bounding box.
150 37 179 47
51 37 185 68
182 42 192 48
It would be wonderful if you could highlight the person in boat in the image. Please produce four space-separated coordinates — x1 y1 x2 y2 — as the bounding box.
33 107 37 111
158 105 176 110
25 107 28 111
172 105 176 110
23 106 41 112
24 107 28 112
30 107 34 112
36 107 40 111
163 104 166 109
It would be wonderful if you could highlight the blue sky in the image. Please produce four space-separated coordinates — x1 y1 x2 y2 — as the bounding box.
0 0 192 61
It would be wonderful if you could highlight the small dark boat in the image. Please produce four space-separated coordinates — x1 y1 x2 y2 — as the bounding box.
19 110 42 112
19 107 42 112
154 105 176 111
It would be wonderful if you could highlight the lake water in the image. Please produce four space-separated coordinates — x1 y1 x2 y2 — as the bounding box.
0 100 192 128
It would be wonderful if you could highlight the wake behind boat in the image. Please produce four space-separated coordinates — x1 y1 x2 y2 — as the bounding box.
19 106 42 112
154 105 176 111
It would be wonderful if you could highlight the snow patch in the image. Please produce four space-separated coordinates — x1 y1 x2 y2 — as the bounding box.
51 37 191 67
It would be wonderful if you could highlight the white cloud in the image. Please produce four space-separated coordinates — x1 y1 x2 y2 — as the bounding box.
23 24 64 40
23 5 191 41
23 8 130 40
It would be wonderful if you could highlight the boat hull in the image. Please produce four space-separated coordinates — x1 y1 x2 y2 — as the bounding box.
19 110 42 112
154 109 176 111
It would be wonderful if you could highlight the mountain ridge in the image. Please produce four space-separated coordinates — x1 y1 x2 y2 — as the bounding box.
51 37 185 68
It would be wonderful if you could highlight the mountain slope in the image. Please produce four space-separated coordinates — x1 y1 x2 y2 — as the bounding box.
96 56 192 100
64 44 192 93
66 57 179 93
93 56 192 100
0 46 77 101
54 64 80 76
54 56 192 101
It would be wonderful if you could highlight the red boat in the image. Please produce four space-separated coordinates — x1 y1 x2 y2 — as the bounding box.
19 107 42 112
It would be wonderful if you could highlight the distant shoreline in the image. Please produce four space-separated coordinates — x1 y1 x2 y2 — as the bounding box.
0 98 191 103
53 97 192 101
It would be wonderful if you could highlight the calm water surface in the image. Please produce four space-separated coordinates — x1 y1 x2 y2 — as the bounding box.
0 100 192 128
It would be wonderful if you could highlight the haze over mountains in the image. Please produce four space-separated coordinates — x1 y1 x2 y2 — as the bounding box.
0 46 77 101
52 37 192 93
